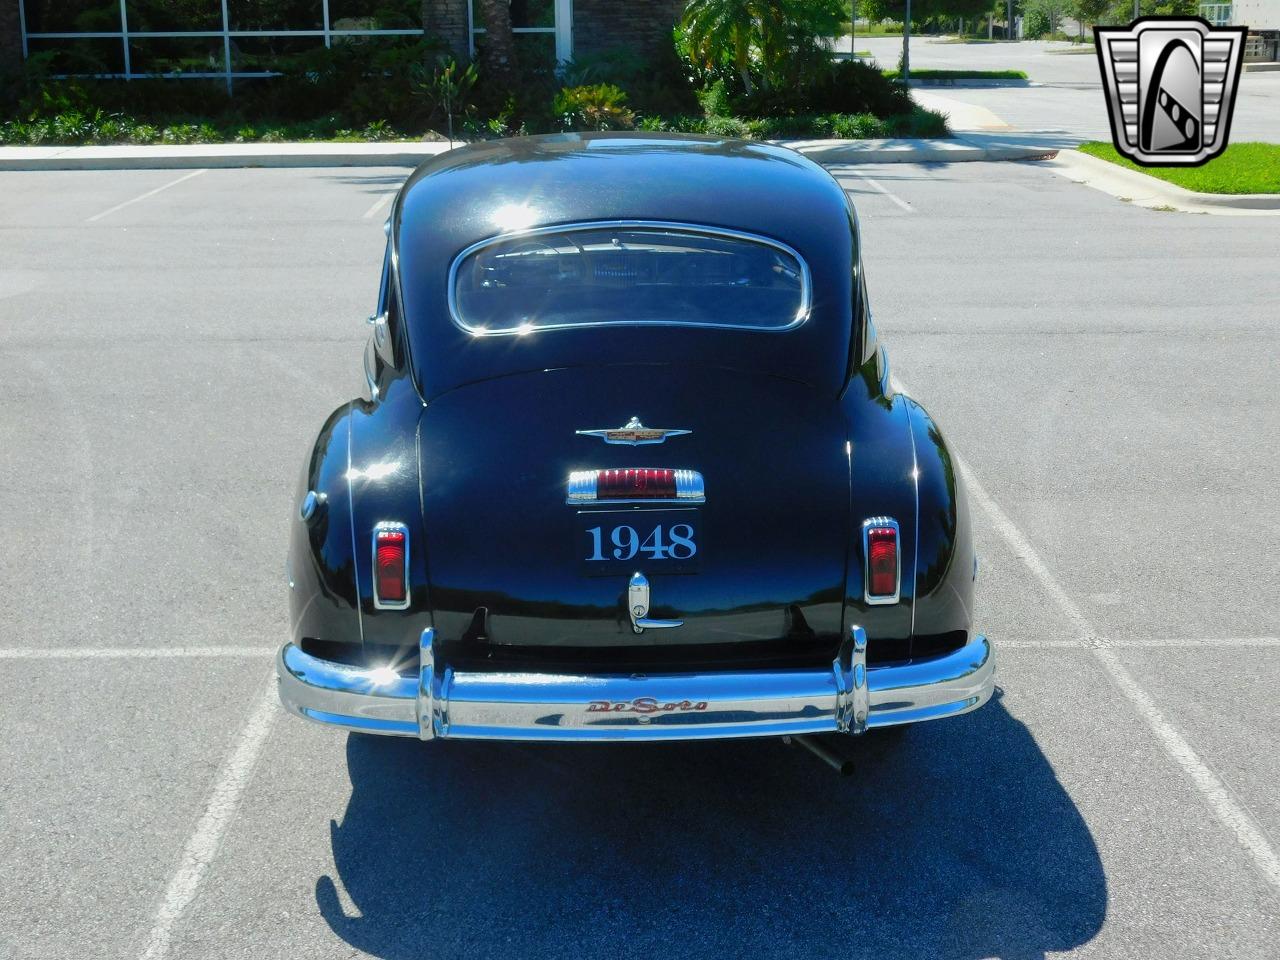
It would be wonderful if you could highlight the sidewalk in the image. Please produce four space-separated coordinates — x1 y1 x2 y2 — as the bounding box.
0 136 1059 171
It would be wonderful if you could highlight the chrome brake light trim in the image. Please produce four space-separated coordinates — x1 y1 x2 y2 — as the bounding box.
862 516 901 606
565 469 705 505
371 520 411 611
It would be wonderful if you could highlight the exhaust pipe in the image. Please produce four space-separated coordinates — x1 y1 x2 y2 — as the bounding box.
788 735 855 776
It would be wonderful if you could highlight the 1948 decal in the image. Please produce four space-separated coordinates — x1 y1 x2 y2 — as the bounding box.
587 697 709 714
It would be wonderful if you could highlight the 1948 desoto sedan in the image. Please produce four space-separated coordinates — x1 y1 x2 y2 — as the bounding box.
276 133 994 752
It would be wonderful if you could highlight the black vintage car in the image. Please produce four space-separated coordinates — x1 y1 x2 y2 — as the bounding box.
277 133 994 746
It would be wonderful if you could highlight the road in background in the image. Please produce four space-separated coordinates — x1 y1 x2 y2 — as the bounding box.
1 162 1278 959
838 36 1280 146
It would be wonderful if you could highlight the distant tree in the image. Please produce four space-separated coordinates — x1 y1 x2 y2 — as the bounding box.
1024 0 1071 35
680 0 846 94
1073 0 1110 28
862 0 994 24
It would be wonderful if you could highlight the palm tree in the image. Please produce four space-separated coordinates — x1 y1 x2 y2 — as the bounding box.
681 0 766 94
682 0 845 95
472 0 518 90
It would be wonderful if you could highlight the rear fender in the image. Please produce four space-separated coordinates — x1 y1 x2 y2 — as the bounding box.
905 397 975 645
346 372 433 659
288 404 361 650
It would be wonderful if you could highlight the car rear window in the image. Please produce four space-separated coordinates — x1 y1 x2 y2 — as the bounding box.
449 223 810 336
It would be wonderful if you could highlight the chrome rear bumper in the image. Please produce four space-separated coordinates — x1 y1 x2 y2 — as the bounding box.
277 627 994 742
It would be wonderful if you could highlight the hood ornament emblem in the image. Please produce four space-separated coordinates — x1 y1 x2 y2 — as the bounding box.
576 417 690 446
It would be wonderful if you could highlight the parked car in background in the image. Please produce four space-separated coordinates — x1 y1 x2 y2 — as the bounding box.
276 133 995 746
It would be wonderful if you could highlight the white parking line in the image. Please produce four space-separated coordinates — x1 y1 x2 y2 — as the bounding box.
362 190 395 219
139 673 279 960
847 173 915 213
893 376 1280 892
86 169 208 222
0 646 271 659
959 459 1280 892
999 637 1280 649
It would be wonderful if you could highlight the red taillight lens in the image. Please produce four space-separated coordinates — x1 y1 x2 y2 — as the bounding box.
867 526 898 598
596 468 677 500
375 529 406 603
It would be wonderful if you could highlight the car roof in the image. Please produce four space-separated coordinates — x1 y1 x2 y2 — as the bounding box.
393 133 859 400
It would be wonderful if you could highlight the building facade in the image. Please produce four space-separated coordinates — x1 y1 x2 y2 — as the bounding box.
2 0 687 86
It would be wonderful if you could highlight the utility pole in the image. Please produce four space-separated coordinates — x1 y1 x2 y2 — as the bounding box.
902 0 911 82
1006 0 1013 40
1133 0 1140 20
851 0 856 55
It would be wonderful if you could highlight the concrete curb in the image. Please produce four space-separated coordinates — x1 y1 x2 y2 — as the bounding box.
0 136 1058 171
0 141 456 171
906 78 1030 87
1046 149 1280 215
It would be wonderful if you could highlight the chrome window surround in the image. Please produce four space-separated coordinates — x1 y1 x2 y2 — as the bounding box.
566 469 705 505
447 220 813 338
371 521 411 611
862 516 901 606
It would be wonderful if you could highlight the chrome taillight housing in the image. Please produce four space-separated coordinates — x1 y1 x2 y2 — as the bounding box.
372 521 410 609
566 468 705 505
863 517 900 605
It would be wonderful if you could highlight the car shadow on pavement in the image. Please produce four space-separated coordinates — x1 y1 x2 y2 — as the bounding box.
317 694 1105 960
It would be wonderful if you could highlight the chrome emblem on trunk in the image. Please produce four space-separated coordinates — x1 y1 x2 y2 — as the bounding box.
576 417 691 445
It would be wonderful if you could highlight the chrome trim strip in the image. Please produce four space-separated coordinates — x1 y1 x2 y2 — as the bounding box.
447 220 814 337
371 520 411 610
276 635 994 742
862 516 901 606
565 469 706 505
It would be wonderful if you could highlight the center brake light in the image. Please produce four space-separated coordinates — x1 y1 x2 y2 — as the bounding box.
567 469 705 504
863 517 900 605
372 522 410 609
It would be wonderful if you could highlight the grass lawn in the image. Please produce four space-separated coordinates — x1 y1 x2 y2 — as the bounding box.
881 68 1028 80
1078 141 1280 194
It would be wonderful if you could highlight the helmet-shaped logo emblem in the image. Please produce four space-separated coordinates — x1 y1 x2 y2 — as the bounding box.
1094 17 1248 167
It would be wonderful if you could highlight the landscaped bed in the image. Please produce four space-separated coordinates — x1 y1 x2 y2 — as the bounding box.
2 4 956 149
881 69 1028 80
1078 142 1280 195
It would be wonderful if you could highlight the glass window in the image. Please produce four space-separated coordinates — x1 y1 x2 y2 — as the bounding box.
230 34 323 71
126 0 222 32
21 0 121 34
130 36 225 74
227 0 323 31
329 0 422 29
451 226 810 336
25 36 125 73
511 0 554 29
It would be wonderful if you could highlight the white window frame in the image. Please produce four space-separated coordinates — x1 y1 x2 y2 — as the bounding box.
19 0 426 94
468 0 573 64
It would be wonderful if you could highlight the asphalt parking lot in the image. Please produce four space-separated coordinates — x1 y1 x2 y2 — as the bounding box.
2 159 1278 960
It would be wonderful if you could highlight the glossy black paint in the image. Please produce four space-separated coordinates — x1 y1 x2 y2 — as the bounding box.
287 134 976 674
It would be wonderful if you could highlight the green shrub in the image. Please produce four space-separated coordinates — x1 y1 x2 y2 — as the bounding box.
562 44 698 116
553 83 636 131
703 115 751 137
697 79 734 118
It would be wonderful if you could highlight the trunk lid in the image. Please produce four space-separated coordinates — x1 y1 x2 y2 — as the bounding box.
419 366 850 667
